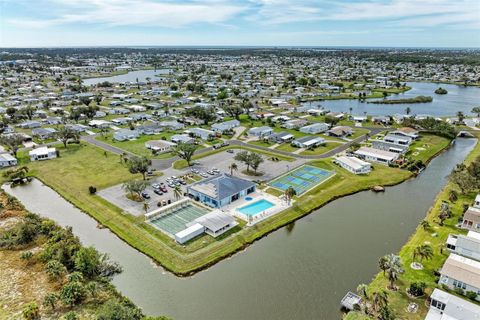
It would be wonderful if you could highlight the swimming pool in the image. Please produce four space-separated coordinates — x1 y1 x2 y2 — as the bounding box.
237 199 275 216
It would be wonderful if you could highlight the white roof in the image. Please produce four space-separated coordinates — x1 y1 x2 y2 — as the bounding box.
336 156 370 170
175 223 204 239
29 146 55 156
355 147 398 161
194 210 235 232
0 153 16 161
426 289 480 320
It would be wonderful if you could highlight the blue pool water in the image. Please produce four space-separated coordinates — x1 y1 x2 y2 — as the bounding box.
238 199 275 216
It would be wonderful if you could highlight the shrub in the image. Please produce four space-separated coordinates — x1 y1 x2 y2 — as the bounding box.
408 282 426 297
454 287 465 296
466 291 478 300
64 311 79 320
88 186 97 194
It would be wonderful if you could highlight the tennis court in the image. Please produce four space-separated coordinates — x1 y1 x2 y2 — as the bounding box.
268 165 334 195
150 203 209 235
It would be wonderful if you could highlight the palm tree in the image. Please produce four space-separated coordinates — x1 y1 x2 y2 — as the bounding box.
378 256 389 276
284 186 297 205
405 107 411 115
381 254 403 290
229 163 238 176
413 244 434 262
173 186 183 201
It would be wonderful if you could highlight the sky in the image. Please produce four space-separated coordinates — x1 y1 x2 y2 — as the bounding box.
1 0 480 48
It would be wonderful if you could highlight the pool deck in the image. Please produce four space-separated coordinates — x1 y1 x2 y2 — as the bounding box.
218 191 291 226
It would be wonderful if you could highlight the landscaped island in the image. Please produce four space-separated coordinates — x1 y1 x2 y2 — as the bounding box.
435 87 448 94
369 95 433 104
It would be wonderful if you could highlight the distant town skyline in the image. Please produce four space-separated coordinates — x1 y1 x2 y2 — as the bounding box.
1 0 480 48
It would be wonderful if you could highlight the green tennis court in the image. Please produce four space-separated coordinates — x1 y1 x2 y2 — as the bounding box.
268 165 334 195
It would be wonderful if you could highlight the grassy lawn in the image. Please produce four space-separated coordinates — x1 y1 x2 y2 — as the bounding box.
407 134 452 163
299 142 343 155
95 132 179 159
248 140 274 148
275 143 298 153
348 137 480 320
349 128 370 139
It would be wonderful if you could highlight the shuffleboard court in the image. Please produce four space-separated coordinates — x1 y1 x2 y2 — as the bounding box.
268 165 335 195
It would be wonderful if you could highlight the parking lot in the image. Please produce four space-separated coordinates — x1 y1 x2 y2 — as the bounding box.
98 148 304 216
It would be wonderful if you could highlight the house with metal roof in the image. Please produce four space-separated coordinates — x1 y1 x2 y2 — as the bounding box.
426 289 480 320
211 119 240 132
300 122 329 134
187 173 256 208
439 253 480 300
291 136 325 148
335 156 371 175
0 153 17 168
190 127 215 140
113 129 140 141
354 146 399 165
248 126 273 138
371 139 409 154
447 231 480 262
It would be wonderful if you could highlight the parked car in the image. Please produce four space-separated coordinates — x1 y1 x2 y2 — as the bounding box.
160 186 168 193
154 189 163 196
226 149 234 153
151 183 160 189
141 192 151 199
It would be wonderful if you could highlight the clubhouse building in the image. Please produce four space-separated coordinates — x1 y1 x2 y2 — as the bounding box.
187 174 256 208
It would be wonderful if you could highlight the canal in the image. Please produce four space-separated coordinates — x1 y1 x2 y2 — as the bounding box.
3 138 476 320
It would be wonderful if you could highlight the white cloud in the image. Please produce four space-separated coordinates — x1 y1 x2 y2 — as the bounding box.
7 0 247 28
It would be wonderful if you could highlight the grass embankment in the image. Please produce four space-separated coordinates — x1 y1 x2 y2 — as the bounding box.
369 95 433 104
407 134 452 163
17 141 412 275
172 145 294 169
345 137 480 320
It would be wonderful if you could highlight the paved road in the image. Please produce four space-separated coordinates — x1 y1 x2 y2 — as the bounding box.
81 127 386 170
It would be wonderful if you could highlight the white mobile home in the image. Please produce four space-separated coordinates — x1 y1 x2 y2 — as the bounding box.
335 156 371 174
354 147 399 165
29 147 57 161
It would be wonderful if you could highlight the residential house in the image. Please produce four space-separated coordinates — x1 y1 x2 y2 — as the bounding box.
300 122 329 134
390 127 419 140
145 140 176 153
439 253 480 300
88 120 111 128
158 121 184 131
111 117 132 125
327 126 353 137
113 129 140 141
248 126 273 138
190 127 215 140
268 131 295 144
17 120 41 129
335 156 371 174
171 134 194 144
0 153 17 168
283 119 308 130
187 173 256 208
354 146 399 165
371 140 409 154
447 231 480 262
211 119 240 133
32 127 57 140
29 147 57 161
138 123 163 135
461 207 480 231
426 289 480 320
291 136 325 148
384 134 413 145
